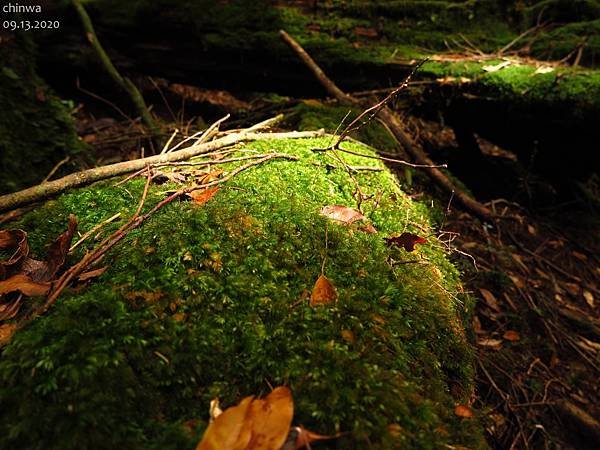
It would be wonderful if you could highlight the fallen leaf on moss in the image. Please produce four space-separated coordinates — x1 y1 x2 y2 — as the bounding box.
196 386 293 450
197 169 224 185
189 187 219 205
0 274 51 297
454 405 474 418
78 266 108 282
310 275 337 306
0 323 17 346
341 329 355 343
319 205 365 225
385 232 426 252
503 330 520 342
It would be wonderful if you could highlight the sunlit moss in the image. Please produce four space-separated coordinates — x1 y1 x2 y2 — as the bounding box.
1 137 484 449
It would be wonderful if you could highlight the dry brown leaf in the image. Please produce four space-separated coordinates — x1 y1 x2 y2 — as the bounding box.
503 330 520 342
0 296 23 321
310 275 337 306
246 387 294 450
479 288 500 312
189 187 219 206
196 395 254 450
319 205 366 225
341 329 355 343
0 274 51 297
476 338 503 349
353 26 378 38
0 323 17 346
168 84 250 111
583 290 594 308
527 224 537 235
482 60 512 72
509 274 525 289
78 266 108 282
454 405 474 418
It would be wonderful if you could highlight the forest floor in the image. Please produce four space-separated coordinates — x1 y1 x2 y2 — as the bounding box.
65 95 600 449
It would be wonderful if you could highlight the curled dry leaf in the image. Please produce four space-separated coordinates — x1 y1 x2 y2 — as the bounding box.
0 274 51 297
476 338 503 350
319 205 365 225
196 386 293 450
385 232 426 252
0 296 23 321
310 275 337 307
455 405 474 418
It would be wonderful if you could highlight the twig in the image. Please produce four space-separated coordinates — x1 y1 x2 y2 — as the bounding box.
279 29 492 220
0 127 324 212
314 145 446 169
43 156 70 183
69 212 122 252
160 128 179 154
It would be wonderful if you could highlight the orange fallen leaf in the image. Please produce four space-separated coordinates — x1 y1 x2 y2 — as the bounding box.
189 187 219 205
247 387 294 450
310 275 337 306
196 387 293 450
454 404 474 418
0 274 51 297
196 395 254 450
0 323 17 346
503 330 520 342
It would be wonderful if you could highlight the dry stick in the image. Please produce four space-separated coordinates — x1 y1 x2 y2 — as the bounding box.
34 153 298 317
168 114 231 153
69 212 122 252
70 0 160 141
279 30 492 220
43 156 70 182
0 128 323 212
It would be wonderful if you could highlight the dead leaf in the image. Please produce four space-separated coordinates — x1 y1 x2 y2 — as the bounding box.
503 330 520 342
0 228 29 278
0 296 23 321
209 398 223 423
319 205 366 225
534 66 554 75
583 290 594 308
454 405 474 418
310 275 337 306
0 323 17 346
341 329 355 343
198 170 224 185
246 387 294 450
0 274 51 297
353 26 378 38
78 266 108 282
476 338 503 349
483 60 512 72
527 224 537 235
196 387 293 450
189 187 219 206
479 288 500 312
358 223 378 234
196 395 254 450
385 232 427 252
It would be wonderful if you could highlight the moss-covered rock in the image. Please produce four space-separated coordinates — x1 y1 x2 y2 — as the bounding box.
0 137 484 449
0 30 87 195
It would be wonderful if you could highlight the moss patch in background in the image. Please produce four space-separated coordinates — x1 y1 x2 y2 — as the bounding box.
0 137 484 449
0 31 87 195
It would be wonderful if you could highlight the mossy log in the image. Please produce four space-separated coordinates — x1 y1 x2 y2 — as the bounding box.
0 137 485 449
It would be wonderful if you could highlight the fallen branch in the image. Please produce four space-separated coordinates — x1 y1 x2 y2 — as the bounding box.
279 30 493 220
0 126 324 213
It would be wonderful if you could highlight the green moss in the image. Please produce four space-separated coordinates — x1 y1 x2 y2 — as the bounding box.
0 137 484 449
0 32 87 195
